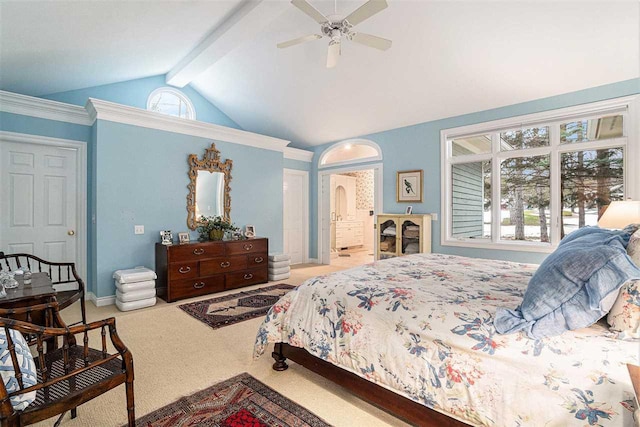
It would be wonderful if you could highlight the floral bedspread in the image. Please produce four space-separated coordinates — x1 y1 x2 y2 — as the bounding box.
254 253 639 426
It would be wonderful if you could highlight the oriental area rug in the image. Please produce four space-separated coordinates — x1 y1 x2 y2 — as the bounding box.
178 284 295 329
133 373 331 427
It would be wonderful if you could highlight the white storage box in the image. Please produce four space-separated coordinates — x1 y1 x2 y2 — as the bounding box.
113 267 156 284
268 253 291 262
116 288 156 303
115 280 156 293
268 266 290 276
268 260 290 269
116 297 156 312
268 272 291 281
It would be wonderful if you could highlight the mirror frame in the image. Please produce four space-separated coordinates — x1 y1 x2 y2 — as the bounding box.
186 143 233 230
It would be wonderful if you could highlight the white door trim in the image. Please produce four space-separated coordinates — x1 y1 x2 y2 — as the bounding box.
283 168 309 264
0 131 88 288
318 163 383 265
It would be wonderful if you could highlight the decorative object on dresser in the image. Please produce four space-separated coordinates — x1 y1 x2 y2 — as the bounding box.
113 267 157 312
186 143 233 230
160 230 173 245
178 232 190 244
155 238 269 302
196 215 239 241
268 253 291 281
376 214 431 260
396 169 423 202
245 225 255 238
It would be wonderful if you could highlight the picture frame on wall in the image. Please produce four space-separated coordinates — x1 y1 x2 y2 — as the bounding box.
396 170 423 203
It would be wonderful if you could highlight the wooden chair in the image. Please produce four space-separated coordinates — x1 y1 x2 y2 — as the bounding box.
0 253 86 326
0 302 135 427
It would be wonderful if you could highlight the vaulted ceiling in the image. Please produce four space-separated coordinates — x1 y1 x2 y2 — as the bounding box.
1 1 638 148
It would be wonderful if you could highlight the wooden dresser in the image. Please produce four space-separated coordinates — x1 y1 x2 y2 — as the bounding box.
155 238 268 302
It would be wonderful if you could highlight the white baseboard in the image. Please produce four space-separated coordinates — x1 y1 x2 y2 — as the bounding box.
87 292 116 307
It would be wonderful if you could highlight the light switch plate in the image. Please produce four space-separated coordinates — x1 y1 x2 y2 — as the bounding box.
134 225 144 235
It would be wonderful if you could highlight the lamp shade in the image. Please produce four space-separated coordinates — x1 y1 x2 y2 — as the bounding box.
598 200 640 229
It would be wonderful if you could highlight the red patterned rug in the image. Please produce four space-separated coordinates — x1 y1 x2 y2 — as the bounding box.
178 284 295 329
134 373 331 427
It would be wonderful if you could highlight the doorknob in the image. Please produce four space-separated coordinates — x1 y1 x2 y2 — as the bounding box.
68 230 75 236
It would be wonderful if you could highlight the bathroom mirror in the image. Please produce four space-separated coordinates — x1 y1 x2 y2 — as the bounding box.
186 143 233 230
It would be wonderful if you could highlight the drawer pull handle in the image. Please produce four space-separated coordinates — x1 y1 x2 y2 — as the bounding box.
193 248 205 255
254 257 264 263
193 282 205 289
220 261 231 268
243 273 253 280
178 266 191 274
243 244 253 251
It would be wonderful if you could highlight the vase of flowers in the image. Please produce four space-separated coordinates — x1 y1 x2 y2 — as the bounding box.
197 216 238 241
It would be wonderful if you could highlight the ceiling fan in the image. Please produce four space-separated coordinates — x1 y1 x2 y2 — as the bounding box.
277 0 392 68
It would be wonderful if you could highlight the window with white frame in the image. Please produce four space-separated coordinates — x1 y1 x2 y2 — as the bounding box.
147 87 196 120
442 96 638 252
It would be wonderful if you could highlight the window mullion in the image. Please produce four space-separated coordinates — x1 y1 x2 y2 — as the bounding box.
491 133 501 244
549 124 561 246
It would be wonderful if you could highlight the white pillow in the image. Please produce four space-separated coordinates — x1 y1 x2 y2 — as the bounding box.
628 229 640 267
607 279 640 339
0 328 37 410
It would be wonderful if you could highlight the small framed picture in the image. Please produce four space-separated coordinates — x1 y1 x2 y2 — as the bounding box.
245 225 255 238
397 170 423 203
160 230 173 245
405 206 413 215
178 232 190 244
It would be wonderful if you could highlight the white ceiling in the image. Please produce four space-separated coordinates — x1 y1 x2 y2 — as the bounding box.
0 0 242 96
1 1 638 148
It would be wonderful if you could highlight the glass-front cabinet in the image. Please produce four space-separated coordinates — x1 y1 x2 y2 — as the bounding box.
376 214 432 260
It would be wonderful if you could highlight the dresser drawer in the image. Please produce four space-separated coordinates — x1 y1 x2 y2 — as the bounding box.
168 275 225 301
168 261 198 280
248 253 267 267
226 239 267 255
200 255 247 276
170 243 224 262
225 268 268 290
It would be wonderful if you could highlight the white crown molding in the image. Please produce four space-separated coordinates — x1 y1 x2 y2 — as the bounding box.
0 90 92 126
284 146 314 162
86 98 290 152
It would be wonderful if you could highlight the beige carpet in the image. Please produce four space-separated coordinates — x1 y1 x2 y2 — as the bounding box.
34 260 410 427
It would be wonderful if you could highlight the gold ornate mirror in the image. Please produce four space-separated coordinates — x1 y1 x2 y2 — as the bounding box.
187 143 232 230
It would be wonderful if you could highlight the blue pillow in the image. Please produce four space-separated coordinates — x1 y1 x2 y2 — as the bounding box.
494 225 640 339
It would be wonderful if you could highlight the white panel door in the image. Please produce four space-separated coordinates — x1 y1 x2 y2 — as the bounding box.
0 141 77 263
283 169 308 265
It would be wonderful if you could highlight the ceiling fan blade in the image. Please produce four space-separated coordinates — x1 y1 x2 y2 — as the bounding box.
343 0 388 26
326 41 341 68
351 32 392 51
277 34 323 49
291 0 329 24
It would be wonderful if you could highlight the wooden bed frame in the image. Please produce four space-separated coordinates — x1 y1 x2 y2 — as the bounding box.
271 342 469 427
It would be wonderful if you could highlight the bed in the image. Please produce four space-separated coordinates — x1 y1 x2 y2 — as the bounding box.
254 253 639 426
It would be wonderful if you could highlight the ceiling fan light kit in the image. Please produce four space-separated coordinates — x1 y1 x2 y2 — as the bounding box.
278 0 392 68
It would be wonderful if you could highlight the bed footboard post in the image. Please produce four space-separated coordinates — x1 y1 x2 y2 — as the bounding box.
271 343 289 371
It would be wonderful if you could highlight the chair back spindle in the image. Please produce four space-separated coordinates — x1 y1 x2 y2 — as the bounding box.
3 326 24 391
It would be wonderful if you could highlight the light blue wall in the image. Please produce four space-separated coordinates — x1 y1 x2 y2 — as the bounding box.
0 112 91 142
94 121 284 298
309 78 640 263
283 158 311 171
41 75 241 130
